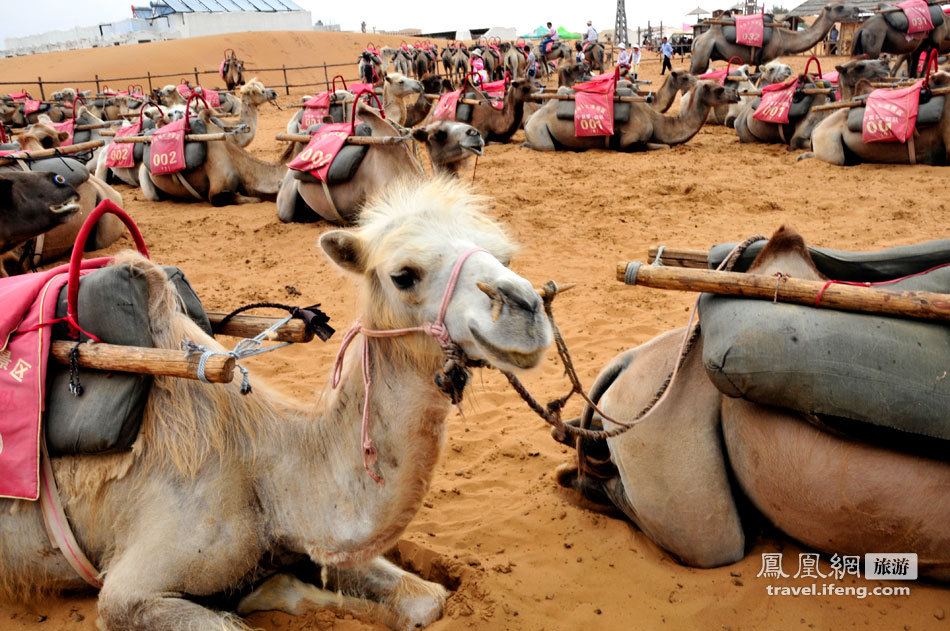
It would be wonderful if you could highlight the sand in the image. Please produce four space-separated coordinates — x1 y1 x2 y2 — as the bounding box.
2 32 948 631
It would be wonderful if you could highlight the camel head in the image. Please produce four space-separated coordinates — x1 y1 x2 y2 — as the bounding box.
507 78 536 104
668 69 698 93
759 61 794 86
320 177 552 372
412 121 484 173
50 88 76 103
420 74 445 94
820 1 859 23
0 171 80 253
384 73 423 97
239 78 278 106
690 80 740 108
834 58 889 85
157 84 185 107
21 121 69 149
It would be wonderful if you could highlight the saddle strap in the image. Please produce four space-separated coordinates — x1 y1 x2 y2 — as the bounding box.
320 178 345 223
39 436 103 588
908 131 917 165
174 171 204 201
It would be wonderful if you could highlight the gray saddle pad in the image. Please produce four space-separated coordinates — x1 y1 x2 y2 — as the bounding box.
143 116 209 173
2 157 90 188
555 86 635 125
709 237 950 281
700 264 950 448
292 122 372 186
46 264 211 455
456 92 476 123
846 94 945 132
884 3 945 32
722 24 775 47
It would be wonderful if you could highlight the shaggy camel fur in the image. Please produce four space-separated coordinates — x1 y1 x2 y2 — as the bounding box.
690 2 859 73
278 105 483 223
139 110 284 205
556 227 950 578
0 177 552 631
523 80 739 151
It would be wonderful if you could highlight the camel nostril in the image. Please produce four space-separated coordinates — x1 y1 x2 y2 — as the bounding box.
496 278 541 314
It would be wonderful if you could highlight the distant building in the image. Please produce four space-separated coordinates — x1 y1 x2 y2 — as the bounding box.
3 0 312 57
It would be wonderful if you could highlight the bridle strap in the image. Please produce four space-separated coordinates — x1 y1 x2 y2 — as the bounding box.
331 247 488 484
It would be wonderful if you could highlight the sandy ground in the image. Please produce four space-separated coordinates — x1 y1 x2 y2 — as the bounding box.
2 32 949 631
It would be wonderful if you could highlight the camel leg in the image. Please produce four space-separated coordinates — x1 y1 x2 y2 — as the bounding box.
276 173 318 222
238 557 447 631
689 37 715 74
138 164 162 202
809 113 848 166
646 143 670 150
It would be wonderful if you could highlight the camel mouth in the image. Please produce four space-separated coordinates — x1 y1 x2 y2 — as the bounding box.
469 324 545 370
50 198 80 215
463 142 484 156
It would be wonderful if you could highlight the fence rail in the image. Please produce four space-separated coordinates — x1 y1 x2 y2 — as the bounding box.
0 60 360 99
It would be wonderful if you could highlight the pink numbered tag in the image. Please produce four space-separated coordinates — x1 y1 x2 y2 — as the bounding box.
201 88 221 108
49 120 75 147
348 82 375 94
287 121 350 182
736 14 764 47
573 71 617 137
176 84 192 100
862 80 923 143
105 123 141 168
432 90 462 121
898 0 934 34
302 92 331 128
753 77 798 124
148 118 187 175
700 68 729 85
23 99 40 115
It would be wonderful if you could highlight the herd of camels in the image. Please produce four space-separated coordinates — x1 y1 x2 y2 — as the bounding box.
1 1 949 629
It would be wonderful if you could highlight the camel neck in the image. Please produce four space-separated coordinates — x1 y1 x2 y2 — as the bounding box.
258 336 450 567
786 11 831 51
650 93 712 146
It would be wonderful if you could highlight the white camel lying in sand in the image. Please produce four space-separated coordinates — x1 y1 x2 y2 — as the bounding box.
0 177 552 630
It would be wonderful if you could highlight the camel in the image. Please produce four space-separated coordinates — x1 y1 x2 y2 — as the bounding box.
139 110 284 205
441 45 455 76
554 226 950 578
277 105 483 223
2 124 124 265
523 80 738 151
412 47 436 78
93 108 171 187
534 42 572 79
443 77 535 144
681 65 754 127
689 1 859 73
359 50 384 85
650 69 698 112
381 73 424 126
451 48 470 87
736 58 892 150
755 59 794 87
853 8 950 77
500 42 527 80
0 170 79 255
216 78 278 148
381 47 412 76
404 75 453 128
802 70 950 165
558 61 592 87
157 83 241 116
582 42 606 73
0 175 552 630
411 120 485 177
220 49 245 90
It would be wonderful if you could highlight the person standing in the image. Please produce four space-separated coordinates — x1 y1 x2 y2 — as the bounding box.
361 21 366 34
660 36 673 75
525 45 541 87
630 43 642 81
828 25 839 55
575 42 585 64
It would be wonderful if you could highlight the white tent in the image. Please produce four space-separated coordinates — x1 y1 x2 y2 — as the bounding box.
455 29 472 40
482 26 518 40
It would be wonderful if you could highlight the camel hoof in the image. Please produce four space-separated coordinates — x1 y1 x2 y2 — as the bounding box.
555 464 616 509
795 152 815 162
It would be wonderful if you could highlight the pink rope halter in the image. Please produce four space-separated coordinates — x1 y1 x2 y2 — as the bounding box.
331 247 488 485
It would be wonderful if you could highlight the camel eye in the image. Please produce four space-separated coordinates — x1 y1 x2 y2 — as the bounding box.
390 267 421 291
53 174 66 185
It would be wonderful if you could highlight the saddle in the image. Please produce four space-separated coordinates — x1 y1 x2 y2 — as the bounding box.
721 16 775 48
291 122 373 185
845 94 945 132
554 81 636 125
142 116 212 173
750 78 833 124
46 264 210 455
883 2 944 32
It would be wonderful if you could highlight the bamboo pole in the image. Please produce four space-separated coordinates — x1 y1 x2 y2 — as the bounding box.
615 262 950 321
875 0 942 14
531 93 649 102
812 85 950 111
99 129 117 136
115 133 229 143
74 121 120 131
646 246 708 268
275 133 409 145
206 311 314 343
740 87 832 96
0 140 105 165
424 94 491 105
706 19 787 27
50 341 234 383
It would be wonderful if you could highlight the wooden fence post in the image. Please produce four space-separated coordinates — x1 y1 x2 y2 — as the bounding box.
37 76 45 100
194 67 200 86
147 71 152 94
95 74 100 93
323 62 329 93
282 64 289 95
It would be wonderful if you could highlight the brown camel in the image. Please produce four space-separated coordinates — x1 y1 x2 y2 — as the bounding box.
404 75 453 128
447 77 535 143
220 49 245 90
2 125 124 265
278 105 484 223
0 177 552 630
689 2 859 73
500 42 527 80
534 42 572 79
853 7 950 77
451 47 470 87
802 70 950 165
583 42 606 73
139 110 284 205
558 61 592 87
650 69 698 112
523 80 739 151
681 64 754 126
218 78 278 148
411 120 485 177
555 227 950 577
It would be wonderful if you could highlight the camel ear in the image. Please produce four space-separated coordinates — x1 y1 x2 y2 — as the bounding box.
412 127 430 143
320 230 365 274
385 75 394 84
57 131 70 142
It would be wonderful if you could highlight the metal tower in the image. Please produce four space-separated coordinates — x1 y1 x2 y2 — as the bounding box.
615 0 628 46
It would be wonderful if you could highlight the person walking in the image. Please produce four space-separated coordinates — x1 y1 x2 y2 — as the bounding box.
525 45 541 87
660 36 673 75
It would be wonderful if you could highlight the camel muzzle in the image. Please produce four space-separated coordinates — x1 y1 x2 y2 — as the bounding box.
50 196 80 215
462 129 485 156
